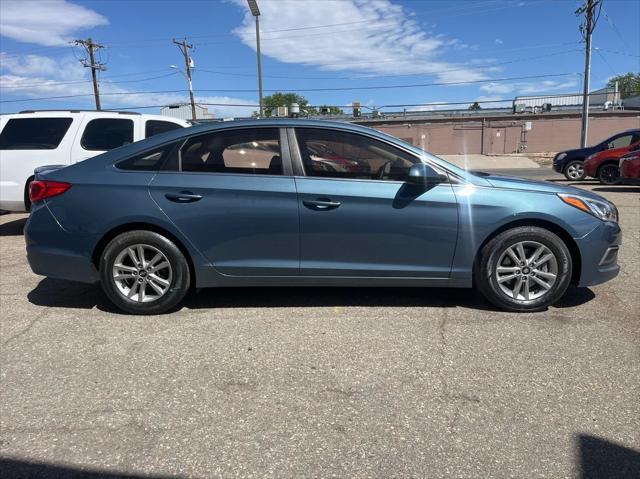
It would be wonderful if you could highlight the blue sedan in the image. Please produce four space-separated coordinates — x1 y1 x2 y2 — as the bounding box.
25 119 621 314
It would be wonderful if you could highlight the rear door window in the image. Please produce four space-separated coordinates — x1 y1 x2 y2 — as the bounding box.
145 120 184 138
0 117 73 150
81 118 134 151
180 128 282 175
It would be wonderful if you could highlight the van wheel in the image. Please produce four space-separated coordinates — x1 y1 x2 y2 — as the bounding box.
99 230 190 315
563 160 585 180
475 226 572 312
597 163 621 185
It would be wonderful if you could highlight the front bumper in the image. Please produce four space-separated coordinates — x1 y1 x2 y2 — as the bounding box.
552 158 564 173
576 221 621 287
583 160 597 178
25 202 99 284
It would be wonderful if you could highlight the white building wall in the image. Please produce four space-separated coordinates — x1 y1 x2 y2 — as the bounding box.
160 104 215 120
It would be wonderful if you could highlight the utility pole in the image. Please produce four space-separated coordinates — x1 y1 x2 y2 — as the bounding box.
173 38 197 121
576 0 602 148
247 0 263 118
74 38 107 110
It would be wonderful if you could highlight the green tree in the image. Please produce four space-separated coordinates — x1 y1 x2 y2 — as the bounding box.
607 72 640 99
262 92 314 117
468 101 482 111
262 93 343 117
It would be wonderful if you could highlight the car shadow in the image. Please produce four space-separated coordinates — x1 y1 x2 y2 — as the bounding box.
27 278 596 314
0 217 27 237
0 457 182 479
577 435 640 478
593 186 640 193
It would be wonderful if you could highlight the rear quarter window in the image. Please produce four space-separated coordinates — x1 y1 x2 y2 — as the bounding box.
116 142 179 171
0 117 73 150
145 120 184 138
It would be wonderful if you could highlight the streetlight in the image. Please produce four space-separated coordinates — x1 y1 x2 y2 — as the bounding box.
247 0 263 118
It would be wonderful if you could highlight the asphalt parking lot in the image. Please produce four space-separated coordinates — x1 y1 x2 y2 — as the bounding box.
1 169 638 478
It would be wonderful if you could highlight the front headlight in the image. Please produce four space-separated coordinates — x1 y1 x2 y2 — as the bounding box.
558 193 618 223
556 152 567 161
585 153 597 162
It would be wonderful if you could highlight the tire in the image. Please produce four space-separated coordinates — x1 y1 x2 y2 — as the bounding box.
99 230 191 315
24 176 34 212
597 163 621 185
563 160 585 180
475 226 572 312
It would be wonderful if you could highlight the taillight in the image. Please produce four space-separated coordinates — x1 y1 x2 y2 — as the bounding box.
29 180 72 203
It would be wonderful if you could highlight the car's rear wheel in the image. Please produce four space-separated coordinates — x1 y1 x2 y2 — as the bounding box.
24 176 34 211
564 160 585 180
99 230 190 315
597 163 621 185
475 226 572 312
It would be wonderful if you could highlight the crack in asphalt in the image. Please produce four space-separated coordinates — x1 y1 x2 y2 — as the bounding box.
1 306 50 347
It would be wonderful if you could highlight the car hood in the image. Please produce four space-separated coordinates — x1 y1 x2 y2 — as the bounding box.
556 145 598 159
474 171 605 200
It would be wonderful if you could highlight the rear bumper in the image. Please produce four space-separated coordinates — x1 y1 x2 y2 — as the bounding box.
25 203 99 284
576 221 622 287
0 180 27 212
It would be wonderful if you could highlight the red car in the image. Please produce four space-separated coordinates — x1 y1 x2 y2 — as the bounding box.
619 147 640 185
583 140 640 185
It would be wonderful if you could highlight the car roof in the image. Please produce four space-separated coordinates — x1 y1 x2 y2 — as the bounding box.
0 110 189 125
182 118 385 136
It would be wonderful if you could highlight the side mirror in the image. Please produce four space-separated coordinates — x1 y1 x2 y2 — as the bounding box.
407 163 445 185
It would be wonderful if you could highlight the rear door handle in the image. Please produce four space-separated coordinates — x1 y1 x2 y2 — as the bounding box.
303 198 341 210
165 191 203 203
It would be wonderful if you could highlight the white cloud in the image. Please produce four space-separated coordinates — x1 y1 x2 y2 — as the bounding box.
0 52 86 80
494 39 503 45
0 0 108 46
480 79 579 96
231 0 488 84
0 53 256 117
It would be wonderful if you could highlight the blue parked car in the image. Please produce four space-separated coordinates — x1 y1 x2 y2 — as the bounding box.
25 119 621 314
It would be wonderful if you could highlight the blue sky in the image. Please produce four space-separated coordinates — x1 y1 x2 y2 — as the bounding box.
1 0 638 117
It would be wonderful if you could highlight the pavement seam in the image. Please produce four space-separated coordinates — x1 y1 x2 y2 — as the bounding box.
1 306 51 348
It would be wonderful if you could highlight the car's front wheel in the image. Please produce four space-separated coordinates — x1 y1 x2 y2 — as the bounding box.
475 226 572 312
597 163 621 185
564 160 585 180
99 230 191 314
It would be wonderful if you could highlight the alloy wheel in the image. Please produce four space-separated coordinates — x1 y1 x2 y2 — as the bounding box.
599 164 620 185
112 244 173 303
566 163 584 180
495 241 558 301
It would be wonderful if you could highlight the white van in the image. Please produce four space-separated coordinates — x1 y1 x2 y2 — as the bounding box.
0 110 190 212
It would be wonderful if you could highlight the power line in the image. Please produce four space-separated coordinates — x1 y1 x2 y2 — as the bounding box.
601 6 634 54
196 49 582 81
0 72 179 90
594 48 640 58
99 89 640 112
0 73 579 104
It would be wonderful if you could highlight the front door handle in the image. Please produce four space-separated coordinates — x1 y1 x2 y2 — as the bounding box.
165 191 203 203
303 198 341 210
